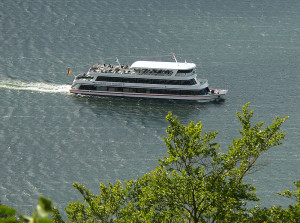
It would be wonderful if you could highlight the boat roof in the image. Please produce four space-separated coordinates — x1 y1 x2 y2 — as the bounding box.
130 61 196 70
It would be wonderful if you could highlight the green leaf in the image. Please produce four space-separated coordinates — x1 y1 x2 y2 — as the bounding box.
0 205 17 217
37 197 52 218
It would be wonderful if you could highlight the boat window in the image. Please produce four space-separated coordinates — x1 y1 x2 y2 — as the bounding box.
71 84 80 89
76 75 94 80
109 77 118 82
144 79 152 84
96 86 107 91
79 85 96 90
123 88 136 93
181 80 190 85
136 78 146 83
180 79 197 85
125 78 133 83
136 88 146 93
178 89 209 95
180 90 191 95
152 89 168 94
165 80 179 85
167 90 179 95
108 87 117 92
158 80 166 84
152 79 166 84
96 76 108 81
177 69 194 73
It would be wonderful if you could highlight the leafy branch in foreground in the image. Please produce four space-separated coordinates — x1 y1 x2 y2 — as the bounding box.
52 103 296 222
0 196 52 223
21 196 52 223
0 202 19 223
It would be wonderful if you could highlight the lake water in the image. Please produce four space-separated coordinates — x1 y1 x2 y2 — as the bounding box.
0 0 299 216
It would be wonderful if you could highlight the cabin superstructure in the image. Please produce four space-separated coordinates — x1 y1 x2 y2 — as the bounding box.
130 61 196 76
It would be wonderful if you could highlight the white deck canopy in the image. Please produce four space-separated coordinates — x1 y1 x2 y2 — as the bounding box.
130 61 196 70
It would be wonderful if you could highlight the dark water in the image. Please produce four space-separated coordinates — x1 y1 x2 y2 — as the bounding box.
0 0 299 216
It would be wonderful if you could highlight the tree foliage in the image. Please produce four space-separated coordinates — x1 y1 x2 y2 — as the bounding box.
50 103 297 222
248 181 300 222
0 203 19 223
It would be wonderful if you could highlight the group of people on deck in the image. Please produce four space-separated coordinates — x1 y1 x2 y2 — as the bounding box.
89 63 131 74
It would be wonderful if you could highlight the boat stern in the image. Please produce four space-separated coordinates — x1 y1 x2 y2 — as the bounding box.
216 89 228 95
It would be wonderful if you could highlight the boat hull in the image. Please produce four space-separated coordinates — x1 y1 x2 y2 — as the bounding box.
69 89 227 102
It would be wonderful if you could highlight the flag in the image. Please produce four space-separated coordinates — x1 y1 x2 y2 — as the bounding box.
67 68 71 77
172 54 177 63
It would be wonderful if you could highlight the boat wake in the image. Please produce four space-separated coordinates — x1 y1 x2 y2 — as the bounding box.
0 79 70 94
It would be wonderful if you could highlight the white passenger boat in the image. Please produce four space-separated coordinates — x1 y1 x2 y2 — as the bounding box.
69 58 228 102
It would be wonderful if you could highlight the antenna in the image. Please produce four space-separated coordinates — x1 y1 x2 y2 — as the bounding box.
116 57 121 67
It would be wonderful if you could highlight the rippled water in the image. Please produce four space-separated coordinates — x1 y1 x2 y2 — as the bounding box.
0 0 299 216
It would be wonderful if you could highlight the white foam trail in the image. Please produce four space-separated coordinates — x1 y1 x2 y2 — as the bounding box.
0 79 71 94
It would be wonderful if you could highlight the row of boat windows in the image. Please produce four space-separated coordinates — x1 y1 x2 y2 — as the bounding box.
76 85 209 95
95 76 197 85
